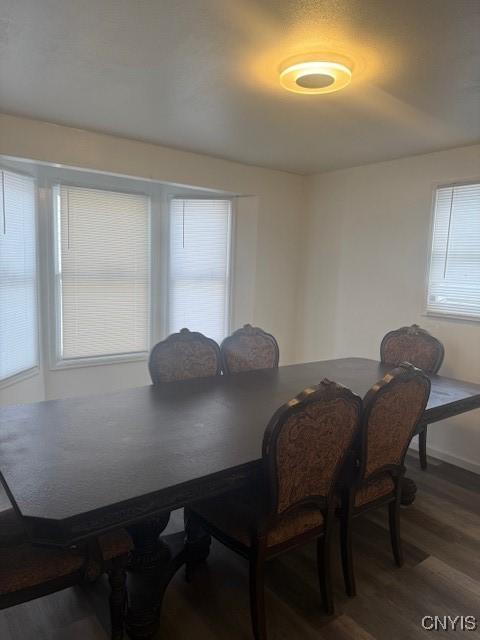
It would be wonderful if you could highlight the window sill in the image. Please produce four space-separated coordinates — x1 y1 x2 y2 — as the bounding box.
0 366 40 391
50 352 149 371
423 311 480 324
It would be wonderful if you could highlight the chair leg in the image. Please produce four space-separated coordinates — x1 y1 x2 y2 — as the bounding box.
249 550 267 640
108 556 128 640
388 500 403 567
317 533 334 614
419 426 428 470
340 494 356 597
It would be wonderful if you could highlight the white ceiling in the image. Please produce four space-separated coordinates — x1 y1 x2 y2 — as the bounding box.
1 0 479 174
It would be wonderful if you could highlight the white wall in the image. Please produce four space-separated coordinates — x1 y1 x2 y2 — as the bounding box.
301 144 480 472
2 113 479 474
0 113 306 404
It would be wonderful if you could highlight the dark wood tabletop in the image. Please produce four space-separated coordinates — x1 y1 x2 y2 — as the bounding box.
1 358 479 546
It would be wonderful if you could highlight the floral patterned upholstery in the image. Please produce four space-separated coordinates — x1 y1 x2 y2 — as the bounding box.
272 394 362 514
0 543 85 595
363 372 431 479
354 473 395 508
148 328 221 384
191 380 362 549
380 325 444 374
0 506 133 598
221 324 279 374
191 489 324 548
338 366 431 598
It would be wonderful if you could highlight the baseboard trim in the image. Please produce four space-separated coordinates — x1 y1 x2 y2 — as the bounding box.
409 441 480 475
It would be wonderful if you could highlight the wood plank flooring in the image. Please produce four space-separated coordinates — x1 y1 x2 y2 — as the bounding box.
1 454 479 639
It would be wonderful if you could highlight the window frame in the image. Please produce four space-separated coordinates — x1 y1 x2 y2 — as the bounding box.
166 194 235 343
0 159 238 379
0 165 40 388
49 180 154 369
425 178 480 323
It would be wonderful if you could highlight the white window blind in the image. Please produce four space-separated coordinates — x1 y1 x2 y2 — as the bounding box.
427 183 480 319
0 170 38 381
169 199 232 343
55 185 150 361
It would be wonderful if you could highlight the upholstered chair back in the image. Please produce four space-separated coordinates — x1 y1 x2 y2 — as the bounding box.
262 380 362 517
360 364 431 481
380 324 444 374
148 328 221 384
221 324 279 374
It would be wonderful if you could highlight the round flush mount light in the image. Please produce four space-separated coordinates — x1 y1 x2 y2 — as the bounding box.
279 54 353 95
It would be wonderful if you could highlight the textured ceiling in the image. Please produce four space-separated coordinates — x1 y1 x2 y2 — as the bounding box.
1 0 479 174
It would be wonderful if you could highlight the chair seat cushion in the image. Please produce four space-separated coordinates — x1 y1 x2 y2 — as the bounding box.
83 529 134 581
355 474 395 508
0 527 133 597
191 489 324 548
0 544 85 595
0 508 27 547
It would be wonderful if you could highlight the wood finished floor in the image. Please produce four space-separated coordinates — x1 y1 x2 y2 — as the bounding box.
1 454 479 639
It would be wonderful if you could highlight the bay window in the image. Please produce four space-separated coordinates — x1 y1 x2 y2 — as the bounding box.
0 170 38 383
0 163 235 386
168 198 232 344
53 185 151 363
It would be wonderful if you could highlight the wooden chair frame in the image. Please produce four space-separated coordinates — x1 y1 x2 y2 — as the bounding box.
187 380 362 640
380 324 444 470
339 363 431 598
0 536 129 639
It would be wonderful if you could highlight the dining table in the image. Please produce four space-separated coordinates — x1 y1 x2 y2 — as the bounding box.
1 357 480 638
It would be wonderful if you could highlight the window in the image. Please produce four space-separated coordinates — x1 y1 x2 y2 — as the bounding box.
168 199 232 343
54 185 150 362
427 182 480 319
0 170 38 382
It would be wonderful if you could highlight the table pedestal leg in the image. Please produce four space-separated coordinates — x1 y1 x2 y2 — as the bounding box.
184 508 211 581
126 513 184 639
125 510 212 639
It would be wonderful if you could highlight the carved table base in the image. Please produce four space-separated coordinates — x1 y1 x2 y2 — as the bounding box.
184 508 212 582
124 476 415 639
125 511 211 639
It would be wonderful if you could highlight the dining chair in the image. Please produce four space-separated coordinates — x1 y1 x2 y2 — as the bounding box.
148 327 222 384
221 324 279 374
148 328 222 568
380 324 444 469
185 379 362 639
339 362 431 598
0 505 133 639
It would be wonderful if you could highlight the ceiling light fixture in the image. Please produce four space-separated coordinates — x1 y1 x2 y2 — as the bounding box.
279 54 353 95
